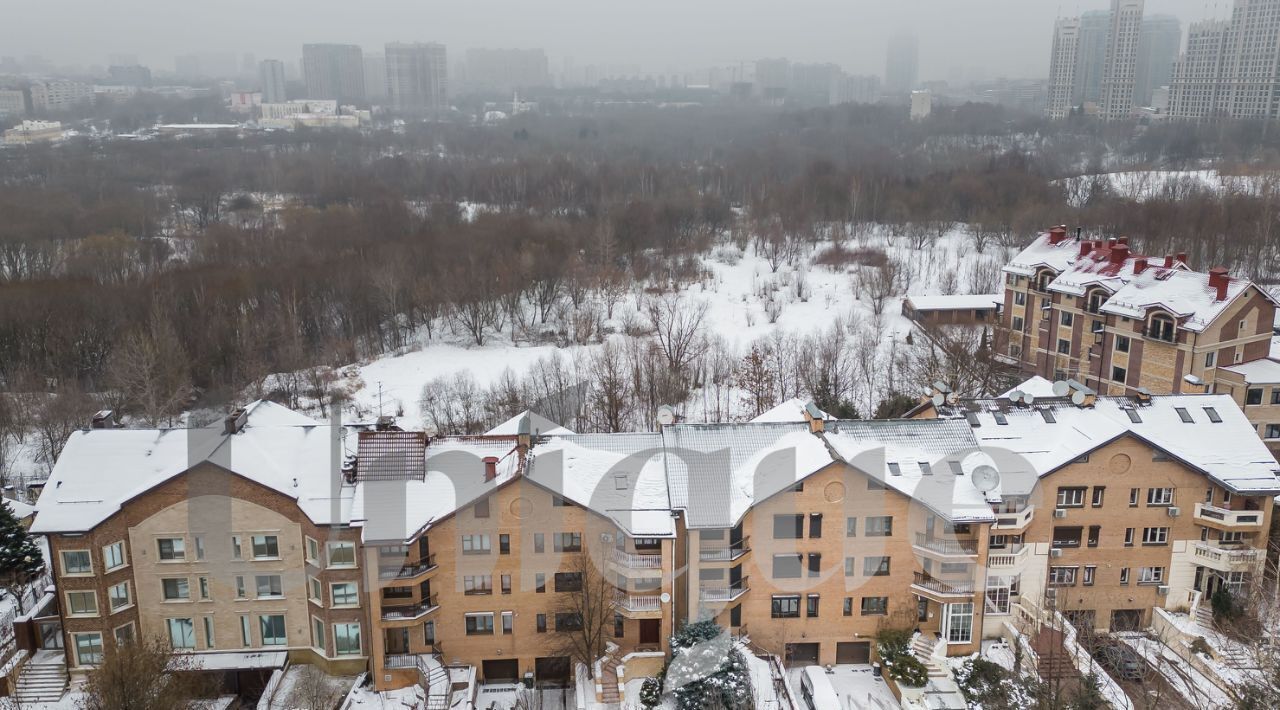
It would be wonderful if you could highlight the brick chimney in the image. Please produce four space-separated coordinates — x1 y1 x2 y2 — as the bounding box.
483 456 499 481
1176 252 1187 264
1163 255 1173 268
1109 243 1130 264
91 410 115 429
1078 240 1094 258
1208 267 1229 301
1133 258 1148 275
1108 238 1117 248
1117 236 1129 245
1048 226 1068 245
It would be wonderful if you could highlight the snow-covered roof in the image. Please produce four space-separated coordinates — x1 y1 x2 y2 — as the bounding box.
1221 358 1280 384
486 410 574 437
3 498 34 519
904 294 1001 311
32 401 355 534
946 393 1280 495
1000 376 1059 400
750 399 831 423
1046 246 1155 297
1003 231 1082 277
1099 268 1259 332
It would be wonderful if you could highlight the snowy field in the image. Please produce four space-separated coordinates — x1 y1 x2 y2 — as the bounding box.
1059 169 1276 206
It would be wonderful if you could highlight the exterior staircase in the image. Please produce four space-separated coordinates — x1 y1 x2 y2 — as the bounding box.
1195 604 1215 629
1031 628 1080 683
15 651 69 704
598 654 623 705
910 633 948 679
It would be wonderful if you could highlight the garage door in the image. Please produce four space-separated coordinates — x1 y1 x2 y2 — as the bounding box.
836 641 871 665
535 657 571 687
785 643 820 666
482 659 520 683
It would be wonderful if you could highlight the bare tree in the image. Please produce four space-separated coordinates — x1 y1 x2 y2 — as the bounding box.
78 635 222 710
644 294 710 376
854 259 903 317
551 553 617 677
286 665 343 709
105 303 194 427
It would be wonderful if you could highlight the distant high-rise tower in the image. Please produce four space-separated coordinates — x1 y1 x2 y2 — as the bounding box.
1074 10 1113 105
1169 0 1280 121
1100 0 1145 120
259 59 287 103
364 54 388 101
1047 17 1082 119
385 42 448 113
302 44 365 103
884 34 919 94
1135 15 1182 107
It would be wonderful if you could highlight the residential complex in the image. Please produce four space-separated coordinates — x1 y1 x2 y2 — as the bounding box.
302 44 366 104
1168 0 1280 121
385 42 448 113
1048 18 1082 119
1134 15 1182 107
1100 0 1146 120
21 375 1276 698
258 59 287 104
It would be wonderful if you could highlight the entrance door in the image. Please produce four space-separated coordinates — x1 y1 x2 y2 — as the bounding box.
535 657 571 687
482 659 520 683
639 619 660 645
784 643 820 666
38 622 63 650
836 641 871 664
385 627 409 655
917 597 929 622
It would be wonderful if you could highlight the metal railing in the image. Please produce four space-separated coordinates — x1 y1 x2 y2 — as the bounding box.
700 578 749 602
912 572 973 595
378 554 438 580
614 594 662 612
381 594 439 621
1193 542 1262 565
610 549 663 569
913 533 978 556
1195 503 1263 526
698 538 751 562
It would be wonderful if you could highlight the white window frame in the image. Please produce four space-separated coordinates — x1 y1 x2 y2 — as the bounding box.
161 577 191 602
167 618 195 649
259 614 287 646
113 622 135 647
334 622 361 655
1146 487 1174 506
312 616 326 653
250 534 280 560
73 632 104 666
1138 566 1165 585
66 590 99 617
102 541 127 571
308 576 323 605
1056 487 1085 508
108 581 131 612
944 602 974 644
305 536 320 565
60 549 93 576
157 537 186 561
330 582 358 607
326 541 356 568
1142 527 1169 545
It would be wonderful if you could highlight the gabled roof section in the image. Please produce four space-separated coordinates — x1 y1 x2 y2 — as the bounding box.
1099 269 1262 332
1003 230 1082 277
486 410 574 436
750 398 832 423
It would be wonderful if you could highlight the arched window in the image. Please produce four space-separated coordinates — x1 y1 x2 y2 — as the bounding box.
1036 270 1055 292
1149 314 1176 342
1085 289 1107 315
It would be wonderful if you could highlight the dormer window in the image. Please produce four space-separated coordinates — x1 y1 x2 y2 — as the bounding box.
1036 271 1054 292
1086 289 1106 314
1148 314 1175 342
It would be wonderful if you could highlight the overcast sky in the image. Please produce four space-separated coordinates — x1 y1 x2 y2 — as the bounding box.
1 0 1227 79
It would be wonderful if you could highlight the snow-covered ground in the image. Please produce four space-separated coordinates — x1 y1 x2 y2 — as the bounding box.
1059 169 1276 206
785 664 898 709
1116 632 1233 709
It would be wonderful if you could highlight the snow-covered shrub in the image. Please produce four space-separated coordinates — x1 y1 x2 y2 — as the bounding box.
639 676 663 708
876 629 928 689
664 621 754 710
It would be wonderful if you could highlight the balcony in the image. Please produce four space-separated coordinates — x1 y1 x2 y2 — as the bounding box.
699 538 751 563
987 544 1030 569
378 554 438 583
913 533 979 559
381 595 439 624
700 578 749 603
610 549 664 570
1194 503 1265 530
992 506 1034 532
911 572 974 602
614 593 663 619
1193 543 1263 572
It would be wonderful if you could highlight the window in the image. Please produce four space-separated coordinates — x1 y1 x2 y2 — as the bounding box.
535 573 546 593
771 595 800 618
1091 487 1105 507
424 621 436 645
231 535 242 560
1221 531 1245 544
554 572 583 592
861 596 889 616
67 590 98 616
334 623 361 655
255 575 282 599
985 576 1012 615
1056 487 1086 508
863 556 890 576
108 581 131 611
1120 567 1130 585
168 618 195 649
1012 315 1024 331
326 542 356 567
946 602 974 644
1052 526 1082 548
464 575 494 595
114 623 135 646
1129 488 1140 506
1116 335 1130 353
235 576 246 599
1048 566 1078 586
499 534 510 554
1126 409 1142 424
1267 424 1280 440
162 578 190 601
553 532 582 552
1057 339 1071 354
806 594 820 617
536 614 547 633
1175 407 1193 423
555 612 584 631
103 541 126 570
61 550 92 575
74 632 104 666
1087 526 1100 548
1149 315 1175 342
1247 388 1264 406
308 577 322 604
844 557 856 576
305 537 320 564
198 576 210 600
1014 291 1026 306
241 616 253 647
1142 527 1169 545
865 516 893 536
888 462 902 476
194 536 205 561
474 498 490 518
1138 567 1165 585
533 533 545 553
461 534 492 555
312 617 325 651
1147 488 1174 506
1272 390 1280 405
331 582 358 606
773 514 803 539
1205 351 1216 368
157 538 185 561
615 473 629 490
497 610 512 635
250 535 279 559
808 513 823 538
1059 311 1072 327
845 517 857 537
260 615 287 645
773 554 802 579
1111 366 1127 383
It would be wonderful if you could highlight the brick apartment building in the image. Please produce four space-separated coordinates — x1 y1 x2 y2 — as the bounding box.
24 388 1278 696
998 226 1280 451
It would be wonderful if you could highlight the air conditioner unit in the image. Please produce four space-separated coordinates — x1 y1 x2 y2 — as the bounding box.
1051 548 1064 558
1053 509 1067 519
1167 507 1181 518
1157 585 1170 596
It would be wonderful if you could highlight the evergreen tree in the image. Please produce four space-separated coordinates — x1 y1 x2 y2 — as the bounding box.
0 499 44 613
665 621 755 710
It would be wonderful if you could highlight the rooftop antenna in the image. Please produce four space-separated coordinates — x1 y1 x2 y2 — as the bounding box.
377 381 384 417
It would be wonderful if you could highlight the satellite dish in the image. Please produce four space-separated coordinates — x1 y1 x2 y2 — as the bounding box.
1071 390 1087 406
972 465 1001 492
1023 393 1036 406
931 393 945 408
656 406 675 426
1009 390 1025 404
659 592 671 604
1052 380 1070 397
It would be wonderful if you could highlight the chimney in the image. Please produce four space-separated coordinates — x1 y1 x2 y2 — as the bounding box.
1078 240 1094 258
224 407 248 435
1133 258 1148 275
91 410 115 429
1048 226 1068 245
1176 252 1187 265
1109 243 1130 264
483 456 499 482
1163 255 1173 268
802 401 825 433
1108 238 1117 248
1117 236 1129 245
1208 267 1229 301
